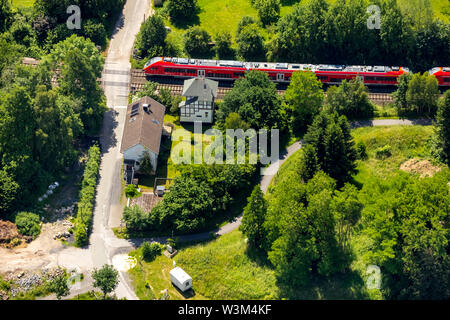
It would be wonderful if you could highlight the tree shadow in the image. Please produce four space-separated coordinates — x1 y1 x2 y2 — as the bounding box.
244 245 273 268
99 109 119 154
280 0 299 5
170 8 201 30
109 10 126 39
277 270 370 300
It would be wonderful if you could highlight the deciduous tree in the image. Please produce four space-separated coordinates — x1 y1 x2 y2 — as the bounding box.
285 71 323 135
184 27 212 58
219 71 285 130
92 265 119 299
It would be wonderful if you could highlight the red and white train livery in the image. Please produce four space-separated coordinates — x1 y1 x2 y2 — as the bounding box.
143 57 450 87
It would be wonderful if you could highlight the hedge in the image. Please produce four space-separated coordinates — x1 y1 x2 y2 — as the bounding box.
74 145 101 247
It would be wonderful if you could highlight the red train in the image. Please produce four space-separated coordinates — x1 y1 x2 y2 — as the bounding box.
429 67 450 86
143 57 450 87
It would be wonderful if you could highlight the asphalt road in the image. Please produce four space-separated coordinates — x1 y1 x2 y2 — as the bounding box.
62 0 152 300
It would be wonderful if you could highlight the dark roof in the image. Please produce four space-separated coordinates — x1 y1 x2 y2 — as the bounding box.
120 96 166 155
182 78 218 101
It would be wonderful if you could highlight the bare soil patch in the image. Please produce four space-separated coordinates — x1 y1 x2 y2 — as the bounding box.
400 158 442 178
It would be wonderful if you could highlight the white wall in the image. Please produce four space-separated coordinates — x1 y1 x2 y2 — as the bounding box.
179 102 214 124
123 144 158 171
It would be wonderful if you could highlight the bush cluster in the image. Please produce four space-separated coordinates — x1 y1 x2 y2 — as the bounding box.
15 212 41 239
74 144 101 247
123 163 257 234
375 145 392 159
141 241 163 262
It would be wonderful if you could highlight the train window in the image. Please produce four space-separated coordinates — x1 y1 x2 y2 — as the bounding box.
276 63 289 69
233 72 244 77
444 78 450 82
373 66 386 72
330 78 343 83
209 73 231 78
317 76 328 81
164 68 197 74
291 65 300 69
365 76 396 82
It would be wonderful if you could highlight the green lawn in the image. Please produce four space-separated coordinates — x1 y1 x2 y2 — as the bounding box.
129 229 373 300
351 125 435 182
10 0 34 8
129 230 278 300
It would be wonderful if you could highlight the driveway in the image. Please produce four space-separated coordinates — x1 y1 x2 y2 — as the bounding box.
89 0 152 300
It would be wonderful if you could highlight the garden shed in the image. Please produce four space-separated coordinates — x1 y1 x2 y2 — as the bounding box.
169 267 192 292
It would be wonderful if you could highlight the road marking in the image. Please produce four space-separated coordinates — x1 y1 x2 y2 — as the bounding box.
103 81 130 87
103 69 130 75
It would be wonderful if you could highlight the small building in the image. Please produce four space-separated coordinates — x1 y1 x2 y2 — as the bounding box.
179 77 218 124
120 96 166 179
169 267 193 292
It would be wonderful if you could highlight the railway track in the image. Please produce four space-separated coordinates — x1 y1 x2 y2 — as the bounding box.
130 69 394 104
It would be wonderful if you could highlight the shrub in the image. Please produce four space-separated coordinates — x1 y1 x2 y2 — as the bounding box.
74 224 88 247
141 241 162 262
125 184 141 199
15 212 41 239
375 145 392 159
356 141 368 160
122 205 148 231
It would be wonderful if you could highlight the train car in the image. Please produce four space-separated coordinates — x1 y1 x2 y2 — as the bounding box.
143 57 409 87
429 67 450 87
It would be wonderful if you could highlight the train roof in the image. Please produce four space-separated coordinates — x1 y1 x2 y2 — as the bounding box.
429 67 450 75
148 57 404 74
